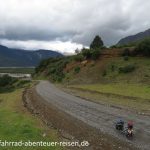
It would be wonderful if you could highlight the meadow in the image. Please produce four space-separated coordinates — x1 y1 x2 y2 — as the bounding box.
0 88 62 150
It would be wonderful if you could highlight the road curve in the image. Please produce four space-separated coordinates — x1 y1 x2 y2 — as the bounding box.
36 81 150 150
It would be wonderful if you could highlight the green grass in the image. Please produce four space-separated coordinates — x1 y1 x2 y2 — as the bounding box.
0 89 62 150
33 75 49 80
0 68 35 74
71 83 150 100
68 83 150 112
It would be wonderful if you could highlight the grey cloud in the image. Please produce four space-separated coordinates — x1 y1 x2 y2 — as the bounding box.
0 26 77 41
0 0 150 50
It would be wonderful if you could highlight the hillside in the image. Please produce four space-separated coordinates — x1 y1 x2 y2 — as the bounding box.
0 45 63 67
34 48 150 85
117 28 150 45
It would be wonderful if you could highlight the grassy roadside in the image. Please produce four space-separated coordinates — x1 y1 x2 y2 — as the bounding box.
0 88 63 150
69 83 150 99
65 83 150 113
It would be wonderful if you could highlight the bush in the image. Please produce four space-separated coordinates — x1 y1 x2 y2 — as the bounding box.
102 70 107 76
122 48 130 56
0 75 13 87
48 68 56 74
135 38 150 56
119 64 135 73
124 56 129 61
81 48 101 60
91 49 101 60
82 48 92 59
74 66 80 74
110 45 117 48
90 62 95 67
111 64 115 72
0 75 19 92
44 58 70 82
74 54 84 62
17 80 31 87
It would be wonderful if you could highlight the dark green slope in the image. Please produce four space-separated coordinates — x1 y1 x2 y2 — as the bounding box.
0 45 63 67
117 28 150 45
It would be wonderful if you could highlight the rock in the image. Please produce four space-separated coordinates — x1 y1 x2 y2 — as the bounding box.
61 131 74 140
42 133 46 137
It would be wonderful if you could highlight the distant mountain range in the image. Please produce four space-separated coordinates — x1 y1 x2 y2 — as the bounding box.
0 45 63 67
117 28 150 45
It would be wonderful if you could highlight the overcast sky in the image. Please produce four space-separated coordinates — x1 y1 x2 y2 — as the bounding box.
0 0 150 53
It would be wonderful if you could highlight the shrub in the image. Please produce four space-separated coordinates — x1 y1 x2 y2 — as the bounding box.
111 64 115 72
119 64 135 73
82 48 92 59
110 45 117 48
0 75 13 87
102 70 107 76
122 48 130 56
74 54 84 62
124 56 129 61
135 38 150 56
90 63 95 67
81 48 101 60
74 66 80 74
17 80 31 87
91 49 101 60
0 75 19 92
48 68 56 74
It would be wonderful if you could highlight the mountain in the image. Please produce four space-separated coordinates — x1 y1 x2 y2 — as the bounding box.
0 45 63 67
117 28 150 45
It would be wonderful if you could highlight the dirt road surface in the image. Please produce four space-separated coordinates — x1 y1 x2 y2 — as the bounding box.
36 81 150 150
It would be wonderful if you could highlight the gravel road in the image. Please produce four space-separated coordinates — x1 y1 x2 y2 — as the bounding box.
36 81 150 150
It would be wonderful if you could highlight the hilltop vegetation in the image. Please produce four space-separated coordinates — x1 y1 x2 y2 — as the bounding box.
35 35 106 82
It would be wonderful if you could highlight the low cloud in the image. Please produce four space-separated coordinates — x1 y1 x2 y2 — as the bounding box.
0 39 83 53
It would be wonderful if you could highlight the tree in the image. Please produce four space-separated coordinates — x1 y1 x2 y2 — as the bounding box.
90 35 103 49
0 75 12 87
75 48 80 54
135 38 150 56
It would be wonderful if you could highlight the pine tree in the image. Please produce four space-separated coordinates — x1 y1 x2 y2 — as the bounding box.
90 35 103 49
